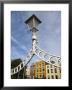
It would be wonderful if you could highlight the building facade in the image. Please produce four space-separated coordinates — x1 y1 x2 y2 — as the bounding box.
26 67 31 79
46 64 61 79
30 60 48 79
30 64 35 79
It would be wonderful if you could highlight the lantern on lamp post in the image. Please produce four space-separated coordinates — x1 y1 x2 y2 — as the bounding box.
25 14 41 54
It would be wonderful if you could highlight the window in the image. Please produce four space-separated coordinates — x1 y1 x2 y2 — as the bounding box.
51 65 52 68
51 69 53 73
51 75 54 79
43 69 44 71
36 75 38 78
55 68 57 73
59 68 61 73
48 75 50 79
40 69 41 72
43 74 44 78
47 65 49 68
40 75 41 78
55 75 58 79
47 69 49 73
37 69 38 72
42 63 44 66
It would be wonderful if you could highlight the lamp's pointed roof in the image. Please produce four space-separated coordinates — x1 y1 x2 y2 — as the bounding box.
25 14 41 24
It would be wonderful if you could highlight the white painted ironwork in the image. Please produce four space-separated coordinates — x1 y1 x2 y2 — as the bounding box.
35 45 61 67
11 49 33 75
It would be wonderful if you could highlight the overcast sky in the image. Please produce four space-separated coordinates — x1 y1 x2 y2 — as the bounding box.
11 11 61 64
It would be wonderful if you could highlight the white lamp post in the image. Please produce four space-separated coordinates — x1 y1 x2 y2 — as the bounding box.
25 14 41 54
